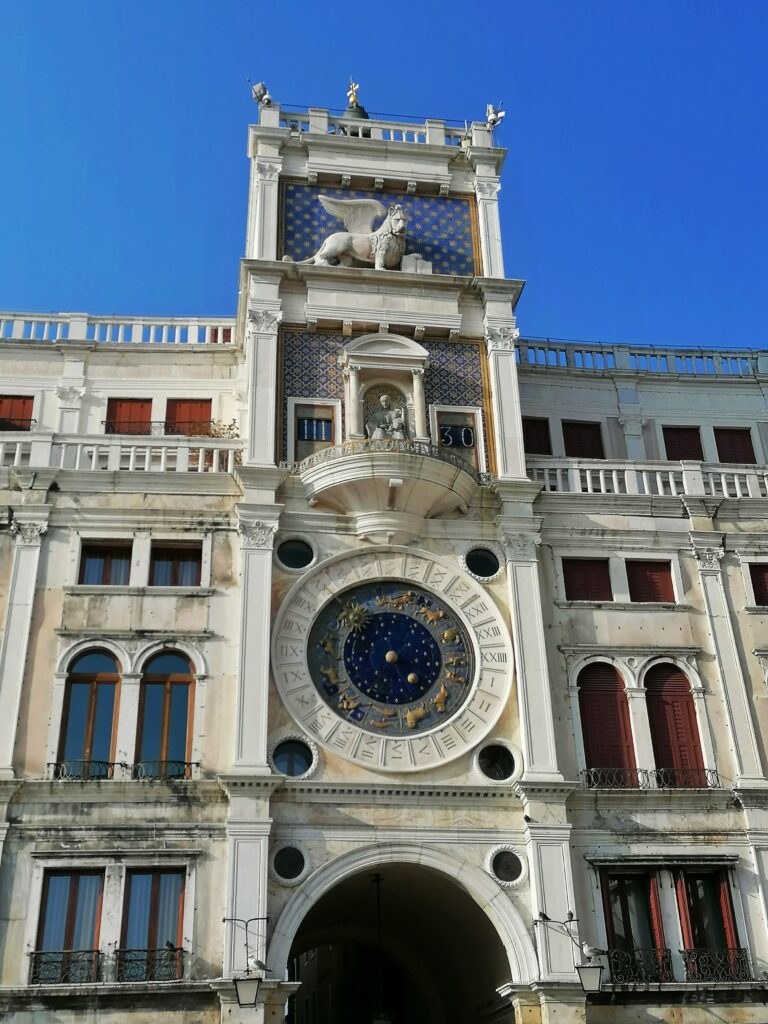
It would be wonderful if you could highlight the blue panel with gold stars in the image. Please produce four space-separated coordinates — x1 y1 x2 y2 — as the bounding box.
281 184 477 276
307 581 474 736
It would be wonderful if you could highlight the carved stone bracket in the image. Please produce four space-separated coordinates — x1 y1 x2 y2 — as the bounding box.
438 183 450 197
374 177 384 190
485 325 520 352
10 519 48 546
248 308 283 335
238 519 278 551
406 181 417 194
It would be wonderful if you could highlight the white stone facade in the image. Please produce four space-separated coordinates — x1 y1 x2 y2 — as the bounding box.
0 100 766 1024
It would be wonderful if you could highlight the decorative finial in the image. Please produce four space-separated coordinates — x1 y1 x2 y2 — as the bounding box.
485 101 505 132
347 78 361 107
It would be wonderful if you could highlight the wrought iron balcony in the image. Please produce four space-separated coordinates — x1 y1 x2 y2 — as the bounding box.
131 759 197 781
680 947 752 982
652 767 720 789
115 947 184 982
30 949 100 984
581 768 645 789
49 760 116 781
581 767 720 790
606 947 673 983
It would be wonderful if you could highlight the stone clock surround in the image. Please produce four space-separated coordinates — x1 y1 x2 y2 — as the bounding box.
271 545 514 772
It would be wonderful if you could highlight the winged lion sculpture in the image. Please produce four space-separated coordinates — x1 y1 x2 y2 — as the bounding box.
290 195 407 270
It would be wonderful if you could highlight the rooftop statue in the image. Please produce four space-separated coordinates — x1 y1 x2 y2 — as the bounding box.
293 196 407 271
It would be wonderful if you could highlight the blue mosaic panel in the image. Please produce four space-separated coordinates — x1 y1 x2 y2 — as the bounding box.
423 341 484 408
282 184 476 276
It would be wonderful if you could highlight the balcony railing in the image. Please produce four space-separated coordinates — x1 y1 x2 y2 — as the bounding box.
53 435 240 474
581 768 720 790
102 419 217 437
30 949 100 984
131 760 197 780
49 759 116 781
0 417 34 431
680 947 752 982
115 947 184 982
606 947 673 983
517 339 764 377
0 312 235 345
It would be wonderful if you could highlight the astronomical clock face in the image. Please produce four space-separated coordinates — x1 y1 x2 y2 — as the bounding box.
271 548 514 771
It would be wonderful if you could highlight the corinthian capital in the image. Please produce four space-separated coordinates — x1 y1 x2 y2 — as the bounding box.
11 519 48 546
238 518 277 550
484 325 520 352
248 308 283 334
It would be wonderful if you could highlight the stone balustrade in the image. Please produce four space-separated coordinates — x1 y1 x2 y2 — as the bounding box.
271 105 479 148
0 312 236 345
517 338 767 376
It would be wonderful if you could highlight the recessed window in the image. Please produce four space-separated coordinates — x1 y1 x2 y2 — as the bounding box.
34 871 104 983
119 869 185 981
273 846 306 881
492 851 523 883
277 539 314 570
57 651 119 780
134 652 194 780
273 739 313 777
521 417 552 455
465 548 500 578
0 395 33 431
662 426 704 461
293 402 336 462
149 545 202 586
578 663 637 788
79 542 132 585
714 427 756 465
626 560 674 603
105 398 152 435
750 564 768 606
562 421 605 459
436 410 480 469
164 399 213 437
562 558 612 601
478 744 515 781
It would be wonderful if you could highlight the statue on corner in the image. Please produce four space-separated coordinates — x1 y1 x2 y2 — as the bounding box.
366 395 409 440
291 195 407 270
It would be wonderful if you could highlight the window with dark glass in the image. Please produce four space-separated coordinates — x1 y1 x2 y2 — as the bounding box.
562 420 605 459
118 869 185 981
578 663 637 786
675 870 748 980
149 545 202 586
79 543 132 585
645 664 706 787
601 871 670 982
626 560 675 603
34 871 103 983
105 398 152 435
294 403 335 461
521 417 552 455
164 398 212 436
57 651 119 780
750 564 768 606
0 395 33 430
714 427 756 465
662 426 704 461
562 558 612 601
135 652 193 779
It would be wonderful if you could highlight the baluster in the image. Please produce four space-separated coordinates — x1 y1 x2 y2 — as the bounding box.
90 445 99 471
227 449 235 474
212 449 221 472
160 446 168 472
13 442 22 466
720 473 729 497
143 447 151 471
75 444 85 469
197 448 205 472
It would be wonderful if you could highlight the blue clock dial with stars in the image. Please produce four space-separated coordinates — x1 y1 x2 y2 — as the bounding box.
307 581 474 737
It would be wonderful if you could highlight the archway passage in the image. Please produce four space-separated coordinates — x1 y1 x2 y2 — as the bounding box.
286 863 512 1024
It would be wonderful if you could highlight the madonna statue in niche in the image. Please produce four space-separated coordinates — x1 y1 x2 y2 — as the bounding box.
365 395 409 441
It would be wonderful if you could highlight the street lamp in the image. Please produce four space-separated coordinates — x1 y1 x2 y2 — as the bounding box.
223 915 272 1009
533 911 607 994
575 961 604 993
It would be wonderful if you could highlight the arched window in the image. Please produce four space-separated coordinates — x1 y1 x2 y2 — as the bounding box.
645 664 705 787
57 651 119 780
578 663 637 787
135 652 194 780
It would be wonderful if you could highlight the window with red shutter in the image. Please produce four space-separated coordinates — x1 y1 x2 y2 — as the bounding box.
521 417 552 455
0 395 33 430
105 398 152 435
749 564 768 606
562 558 613 601
645 664 705 787
714 427 756 465
165 399 213 436
626 561 675 603
578 663 637 785
662 426 704 461
562 420 605 458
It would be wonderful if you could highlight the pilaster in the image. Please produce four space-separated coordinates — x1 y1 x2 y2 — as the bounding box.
485 323 527 479
475 179 505 277
247 155 284 261
245 307 283 465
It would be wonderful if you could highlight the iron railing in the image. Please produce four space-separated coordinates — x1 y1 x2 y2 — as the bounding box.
131 760 197 781
680 947 752 982
606 947 673 983
49 760 116 781
115 947 184 982
30 949 100 984
0 417 34 431
581 768 720 790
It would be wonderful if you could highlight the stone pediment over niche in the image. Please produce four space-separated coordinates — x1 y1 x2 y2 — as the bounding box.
339 332 429 373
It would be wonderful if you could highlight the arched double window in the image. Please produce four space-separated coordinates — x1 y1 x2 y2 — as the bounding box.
57 651 120 780
578 663 638 787
134 652 194 780
645 664 705 787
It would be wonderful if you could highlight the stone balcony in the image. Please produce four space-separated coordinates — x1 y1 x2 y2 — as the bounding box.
0 310 236 345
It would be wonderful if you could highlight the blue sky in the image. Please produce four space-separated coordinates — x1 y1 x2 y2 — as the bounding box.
2 1 766 348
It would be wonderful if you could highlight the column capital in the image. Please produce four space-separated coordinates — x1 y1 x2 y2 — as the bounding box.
10 517 48 546
503 534 541 562
484 323 520 353
238 517 278 551
690 534 725 572
247 307 282 335
475 179 501 200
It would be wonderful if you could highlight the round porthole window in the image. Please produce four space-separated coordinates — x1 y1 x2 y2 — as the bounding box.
492 850 523 884
465 548 501 579
478 744 515 781
273 846 306 881
276 539 314 570
272 739 314 777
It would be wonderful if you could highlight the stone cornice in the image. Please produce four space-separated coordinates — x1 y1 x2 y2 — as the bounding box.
275 780 521 805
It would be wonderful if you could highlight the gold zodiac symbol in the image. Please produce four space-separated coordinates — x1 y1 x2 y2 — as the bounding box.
320 666 344 687
371 717 398 729
318 634 337 655
445 656 464 667
432 681 449 713
445 670 465 682
441 628 460 644
375 590 416 611
405 704 428 729
417 608 447 625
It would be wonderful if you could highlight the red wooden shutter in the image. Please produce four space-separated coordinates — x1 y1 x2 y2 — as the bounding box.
649 875 666 949
718 873 738 949
578 663 636 773
626 561 675 602
522 417 552 455
106 398 152 434
563 558 612 600
662 426 704 461
675 872 695 950
645 664 704 785
750 564 768 606
0 395 33 429
165 399 212 436
563 421 605 458
714 427 756 464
